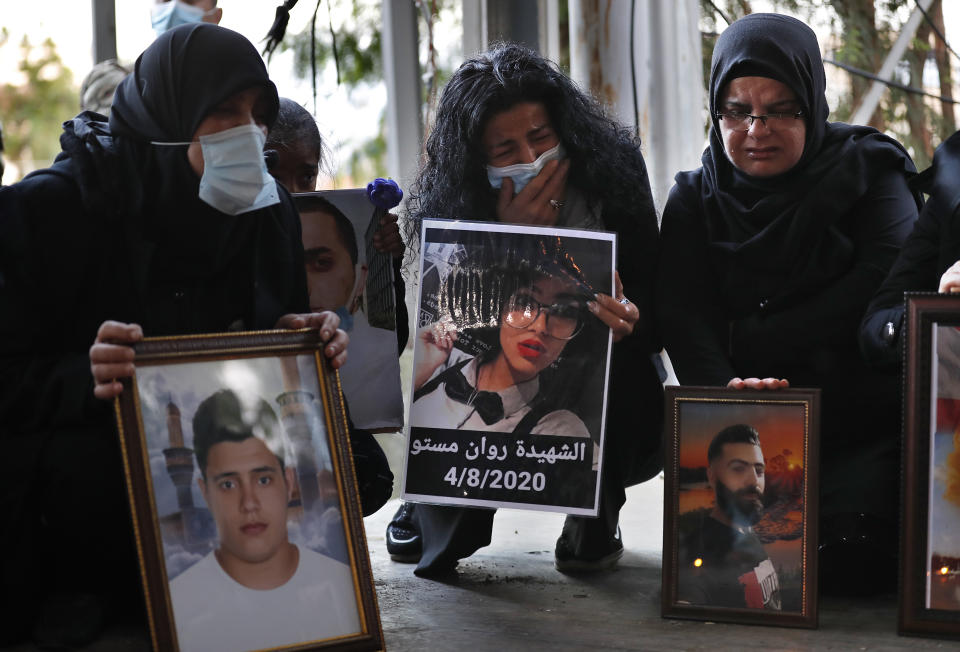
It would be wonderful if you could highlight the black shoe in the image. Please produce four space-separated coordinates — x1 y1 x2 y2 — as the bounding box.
555 526 624 573
386 502 422 563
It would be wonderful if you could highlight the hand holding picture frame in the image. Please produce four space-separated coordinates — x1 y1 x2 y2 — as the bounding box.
661 386 820 629
900 293 960 639
114 329 384 652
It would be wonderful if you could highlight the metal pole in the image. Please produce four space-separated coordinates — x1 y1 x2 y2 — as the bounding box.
381 0 423 196
91 0 117 63
569 0 703 213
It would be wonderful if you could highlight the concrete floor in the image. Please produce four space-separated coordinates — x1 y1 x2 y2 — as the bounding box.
365 474 957 652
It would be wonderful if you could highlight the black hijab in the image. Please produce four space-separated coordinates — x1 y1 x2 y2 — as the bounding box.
110 23 278 144
53 24 288 329
679 13 920 318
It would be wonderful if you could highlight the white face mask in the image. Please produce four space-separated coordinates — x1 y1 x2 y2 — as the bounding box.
486 143 565 195
196 124 280 215
151 1 208 36
152 124 281 216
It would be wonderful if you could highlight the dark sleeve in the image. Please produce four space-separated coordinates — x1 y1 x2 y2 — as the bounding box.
341 400 394 516
730 170 918 371
281 188 310 316
859 199 945 369
608 160 660 357
656 181 737 385
0 175 113 438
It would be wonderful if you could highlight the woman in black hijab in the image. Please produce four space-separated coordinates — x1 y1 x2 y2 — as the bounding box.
657 13 921 595
0 24 350 646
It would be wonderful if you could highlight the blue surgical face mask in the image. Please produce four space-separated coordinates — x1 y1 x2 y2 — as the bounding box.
152 124 280 216
486 143 565 195
151 1 208 36
335 306 354 332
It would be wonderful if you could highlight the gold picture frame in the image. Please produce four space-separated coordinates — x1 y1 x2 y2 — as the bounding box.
114 329 384 651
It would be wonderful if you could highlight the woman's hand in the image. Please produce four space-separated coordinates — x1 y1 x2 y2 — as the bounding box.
372 212 405 257
413 321 458 390
588 272 639 343
90 320 143 400
496 159 570 226
276 312 349 369
727 377 790 390
939 260 960 294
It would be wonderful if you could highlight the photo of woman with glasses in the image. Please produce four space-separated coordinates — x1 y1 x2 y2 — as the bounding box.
409 239 604 442
657 13 923 596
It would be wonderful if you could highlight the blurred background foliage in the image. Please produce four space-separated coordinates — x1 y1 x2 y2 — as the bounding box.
0 28 77 180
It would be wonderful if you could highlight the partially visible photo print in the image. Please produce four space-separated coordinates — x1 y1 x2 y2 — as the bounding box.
295 189 404 431
926 325 960 612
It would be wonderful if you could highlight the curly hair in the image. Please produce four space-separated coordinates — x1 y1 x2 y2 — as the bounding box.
431 234 608 424
405 43 653 251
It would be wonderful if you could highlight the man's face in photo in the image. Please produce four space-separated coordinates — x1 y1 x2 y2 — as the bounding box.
199 437 295 567
301 209 363 314
708 442 765 526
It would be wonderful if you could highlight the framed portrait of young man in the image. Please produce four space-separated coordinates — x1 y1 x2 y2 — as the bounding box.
661 386 820 629
900 294 960 639
114 330 384 652
401 219 616 516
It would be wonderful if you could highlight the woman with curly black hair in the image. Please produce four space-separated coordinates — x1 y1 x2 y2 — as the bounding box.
389 43 663 576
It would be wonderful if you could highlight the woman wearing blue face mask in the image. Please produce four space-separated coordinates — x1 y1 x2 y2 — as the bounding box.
390 44 663 577
0 24 355 647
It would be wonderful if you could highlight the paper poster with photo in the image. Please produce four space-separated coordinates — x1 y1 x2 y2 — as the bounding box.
294 189 403 431
662 387 820 629
402 219 615 516
114 331 384 652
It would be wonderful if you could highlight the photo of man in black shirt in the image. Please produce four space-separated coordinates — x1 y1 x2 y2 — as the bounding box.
677 424 782 610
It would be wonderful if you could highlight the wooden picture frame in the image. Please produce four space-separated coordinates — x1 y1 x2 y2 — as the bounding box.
900 293 960 638
114 329 384 652
662 386 820 629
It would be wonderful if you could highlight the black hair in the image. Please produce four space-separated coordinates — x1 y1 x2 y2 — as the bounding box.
437 233 606 415
707 424 761 464
404 42 654 253
266 97 326 170
295 195 358 265
192 389 286 477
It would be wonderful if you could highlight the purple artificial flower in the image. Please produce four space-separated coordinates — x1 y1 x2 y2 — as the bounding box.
366 177 403 210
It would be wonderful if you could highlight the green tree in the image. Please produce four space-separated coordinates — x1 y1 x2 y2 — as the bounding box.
0 31 77 181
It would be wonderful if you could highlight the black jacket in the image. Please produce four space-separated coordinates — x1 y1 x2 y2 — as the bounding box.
861 131 960 369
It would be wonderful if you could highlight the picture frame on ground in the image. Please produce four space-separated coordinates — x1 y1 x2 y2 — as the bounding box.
900 294 960 639
402 219 616 515
662 386 820 629
114 330 384 652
